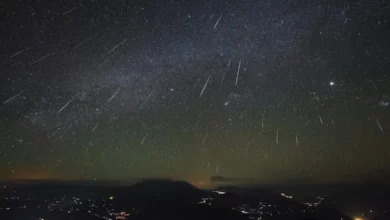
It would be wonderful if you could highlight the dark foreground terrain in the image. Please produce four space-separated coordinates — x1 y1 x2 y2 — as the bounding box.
0 179 364 220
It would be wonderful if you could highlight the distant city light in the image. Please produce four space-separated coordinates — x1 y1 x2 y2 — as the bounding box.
280 193 293 199
198 198 206 204
213 191 226 195
329 81 335 86
354 218 364 220
109 196 115 200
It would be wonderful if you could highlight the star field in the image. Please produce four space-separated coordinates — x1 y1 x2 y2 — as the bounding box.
0 0 389 186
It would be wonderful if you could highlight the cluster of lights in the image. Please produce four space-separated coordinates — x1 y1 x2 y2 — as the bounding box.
0 191 136 220
109 211 130 220
198 197 214 205
302 195 324 207
233 199 314 219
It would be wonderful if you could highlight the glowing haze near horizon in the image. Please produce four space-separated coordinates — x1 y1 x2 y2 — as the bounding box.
0 0 389 187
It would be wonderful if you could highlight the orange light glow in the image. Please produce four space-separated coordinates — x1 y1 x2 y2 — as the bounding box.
7 167 70 181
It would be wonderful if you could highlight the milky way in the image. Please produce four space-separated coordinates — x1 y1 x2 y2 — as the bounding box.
0 0 389 186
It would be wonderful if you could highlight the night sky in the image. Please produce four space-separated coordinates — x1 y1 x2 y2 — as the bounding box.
0 0 389 187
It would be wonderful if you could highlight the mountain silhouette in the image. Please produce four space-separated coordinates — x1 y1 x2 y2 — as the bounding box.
116 179 251 220
115 179 203 205
129 179 200 194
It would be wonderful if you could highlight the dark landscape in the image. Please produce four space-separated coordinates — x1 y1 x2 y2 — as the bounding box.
1 179 389 220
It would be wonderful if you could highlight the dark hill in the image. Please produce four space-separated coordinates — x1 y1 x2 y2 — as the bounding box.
116 179 203 204
130 179 200 194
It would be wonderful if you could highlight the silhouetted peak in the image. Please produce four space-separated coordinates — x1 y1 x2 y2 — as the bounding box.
130 179 200 194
